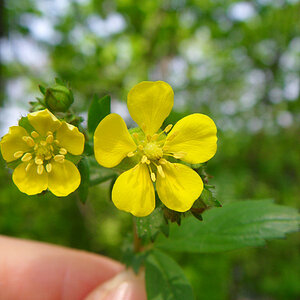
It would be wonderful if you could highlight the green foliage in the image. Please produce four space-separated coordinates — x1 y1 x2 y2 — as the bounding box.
87 95 111 134
135 207 169 243
156 200 300 253
145 249 194 300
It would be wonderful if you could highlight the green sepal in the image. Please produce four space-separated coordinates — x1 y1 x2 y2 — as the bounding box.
65 153 82 165
200 188 222 208
38 85 46 95
18 116 35 133
87 94 111 134
77 157 90 204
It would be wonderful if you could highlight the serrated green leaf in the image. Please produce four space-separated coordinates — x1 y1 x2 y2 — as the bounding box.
135 207 169 242
145 249 194 300
156 200 300 253
87 95 111 134
77 157 90 204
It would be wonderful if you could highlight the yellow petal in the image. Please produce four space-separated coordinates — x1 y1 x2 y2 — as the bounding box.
48 160 81 197
0 126 31 162
127 81 174 136
28 109 61 136
156 162 203 212
163 113 217 164
12 162 48 195
112 164 155 217
94 113 137 168
55 122 85 155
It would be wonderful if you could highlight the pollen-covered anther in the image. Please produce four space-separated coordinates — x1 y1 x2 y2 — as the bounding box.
46 134 54 144
132 133 139 140
165 132 177 142
157 165 165 178
159 158 167 165
54 139 60 145
54 154 65 162
150 172 156 182
37 164 44 175
24 136 35 147
50 145 54 152
46 163 52 173
21 153 32 162
173 152 187 159
31 131 39 138
25 162 33 172
59 148 67 155
40 141 47 146
138 145 144 151
164 124 173 133
141 155 148 164
146 159 151 165
127 151 135 158
14 151 24 159
35 156 43 165
45 154 52 160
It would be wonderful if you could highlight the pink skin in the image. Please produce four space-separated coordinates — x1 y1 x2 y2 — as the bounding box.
0 236 146 300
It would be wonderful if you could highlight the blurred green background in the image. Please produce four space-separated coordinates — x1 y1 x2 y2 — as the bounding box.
0 0 300 299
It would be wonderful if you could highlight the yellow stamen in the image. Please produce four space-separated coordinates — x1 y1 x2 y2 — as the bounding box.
22 136 29 142
34 144 38 150
157 165 165 178
46 135 54 144
166 132 177 142
164 124 173 133
132 133 139 140
45 155 52 160
150 172 156 182
127 151 135 158
14 151 24 159
47 131 53 136
141 155 148 164
54 154 65 162
147 135 151 142
159 158 167 165
26 137 35 147
146 159 151 165
173 152 187 159
25 162 33 172
40 140 47 146
46 163 52 173
59 148 67 155
21 153 32 162
54 139 60 145
50 145 54 151
31 131 39 138
35 156 43 165
37 164 44 175
138 145 144 151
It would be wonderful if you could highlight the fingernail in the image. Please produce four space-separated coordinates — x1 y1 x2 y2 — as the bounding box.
84 269 146 300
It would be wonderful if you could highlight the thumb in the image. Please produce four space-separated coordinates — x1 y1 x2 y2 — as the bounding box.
84 269 146 300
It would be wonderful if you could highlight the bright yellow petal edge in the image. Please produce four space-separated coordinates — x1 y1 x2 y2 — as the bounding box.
94 113 137 168
127 81 174 136
164 113 218 164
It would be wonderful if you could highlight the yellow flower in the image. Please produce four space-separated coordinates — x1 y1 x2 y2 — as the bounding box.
0 109 85 196
94 81 217 217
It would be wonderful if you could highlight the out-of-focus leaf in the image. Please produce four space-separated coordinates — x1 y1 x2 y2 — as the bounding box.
145 249 194 300
87 95 111 134
156 200 300 253
77 157 89 204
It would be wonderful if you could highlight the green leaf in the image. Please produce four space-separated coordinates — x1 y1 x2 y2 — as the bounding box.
156 200 300 253
18 116 35 133
87 95 111 134
77 157 90 204
145 249 194 300
135 207 169 242
39 85 46 95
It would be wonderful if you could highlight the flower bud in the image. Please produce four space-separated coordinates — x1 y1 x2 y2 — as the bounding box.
45 84 74 112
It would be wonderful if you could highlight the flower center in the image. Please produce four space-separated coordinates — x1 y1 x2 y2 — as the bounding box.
143 142 163 160
14 130 68 175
